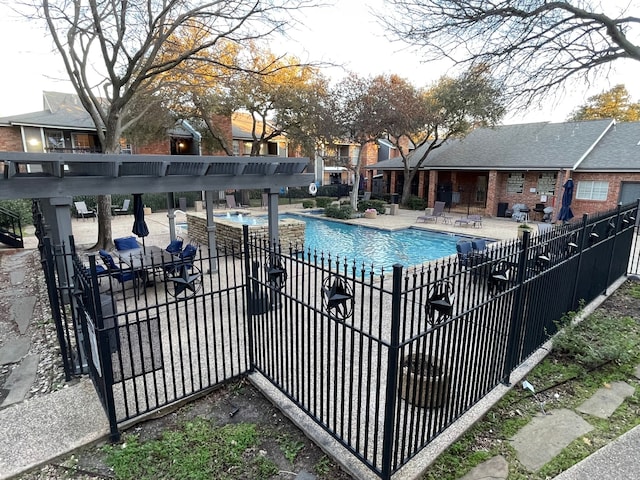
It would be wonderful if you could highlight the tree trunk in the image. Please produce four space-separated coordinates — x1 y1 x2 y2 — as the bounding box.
94 194 114 250
350 147 366 210
401 167 417 205
91 126 120 251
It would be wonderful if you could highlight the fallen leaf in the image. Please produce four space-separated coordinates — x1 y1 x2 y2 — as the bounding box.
582 437 592 446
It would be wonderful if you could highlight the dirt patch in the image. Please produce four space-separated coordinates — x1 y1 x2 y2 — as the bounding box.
17 379 352 479
595 278 640 320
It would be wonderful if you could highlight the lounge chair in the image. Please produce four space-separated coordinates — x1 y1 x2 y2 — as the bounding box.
417 201 446 223
454 214 483 228
112 198 130 215
468 214 483 228
74 201 96 220
226 194 247 209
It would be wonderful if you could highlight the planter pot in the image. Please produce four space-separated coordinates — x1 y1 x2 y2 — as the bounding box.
399 353 449 408
364 211 377 219
518 227 533 240
143 207 152 215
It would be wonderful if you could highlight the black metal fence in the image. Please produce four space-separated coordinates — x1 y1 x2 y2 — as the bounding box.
41 237 250 439
244 202 637 477
40 201 638 477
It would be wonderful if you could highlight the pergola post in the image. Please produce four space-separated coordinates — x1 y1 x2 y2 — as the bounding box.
267 188 280 247
42 197 75 299
204 190 218 273
166 192 176 241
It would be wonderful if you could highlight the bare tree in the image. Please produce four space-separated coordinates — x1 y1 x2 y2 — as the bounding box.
26 0 311 249
380 0 640 107
331 74 389 209
377 68 504 204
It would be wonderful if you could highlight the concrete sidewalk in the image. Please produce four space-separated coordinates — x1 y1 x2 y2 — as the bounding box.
0 379 108 480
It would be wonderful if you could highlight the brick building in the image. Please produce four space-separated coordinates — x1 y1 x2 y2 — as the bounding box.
367 119 640 219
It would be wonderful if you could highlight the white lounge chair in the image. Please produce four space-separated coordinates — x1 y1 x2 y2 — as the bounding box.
112 198 130 215
74 201 96 220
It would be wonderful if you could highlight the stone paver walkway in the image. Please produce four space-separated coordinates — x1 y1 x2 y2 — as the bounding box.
462 368 639 479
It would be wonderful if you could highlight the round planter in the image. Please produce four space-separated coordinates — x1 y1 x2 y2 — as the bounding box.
399 353 449 408
364 211 377 219
517 227 533 239
143 207 152 215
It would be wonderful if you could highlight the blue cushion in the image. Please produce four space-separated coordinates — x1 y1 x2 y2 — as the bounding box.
166 239 184 254
114 236 139 251
180 244 197 260
98 249 117 269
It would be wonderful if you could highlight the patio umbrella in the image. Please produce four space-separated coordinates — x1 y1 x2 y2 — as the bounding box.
132 193 149 250
557 178 575 224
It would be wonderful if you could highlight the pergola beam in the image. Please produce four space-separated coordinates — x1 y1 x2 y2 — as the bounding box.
0 152 313 200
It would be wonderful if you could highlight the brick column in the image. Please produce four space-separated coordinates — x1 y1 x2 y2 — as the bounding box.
485 170 498 216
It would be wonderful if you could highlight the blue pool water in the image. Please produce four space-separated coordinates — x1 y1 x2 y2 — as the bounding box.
283 214 461 271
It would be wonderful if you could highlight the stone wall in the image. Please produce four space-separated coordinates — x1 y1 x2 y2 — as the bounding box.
187 213 305 251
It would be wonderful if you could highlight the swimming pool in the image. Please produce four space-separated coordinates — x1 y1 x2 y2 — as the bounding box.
283 214 462 270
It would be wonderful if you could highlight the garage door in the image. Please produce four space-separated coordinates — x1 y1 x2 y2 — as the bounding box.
620 182 640 206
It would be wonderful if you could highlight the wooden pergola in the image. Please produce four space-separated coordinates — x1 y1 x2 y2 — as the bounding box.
1 152 314 271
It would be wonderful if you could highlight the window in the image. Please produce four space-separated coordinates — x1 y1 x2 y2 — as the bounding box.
506 172 524 193
576 180 609 201
45 130 64 151
537 172 557 195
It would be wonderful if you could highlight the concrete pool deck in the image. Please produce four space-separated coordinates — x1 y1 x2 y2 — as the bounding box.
30 202 532 253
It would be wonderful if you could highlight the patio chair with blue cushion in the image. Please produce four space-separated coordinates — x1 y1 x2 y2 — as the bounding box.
165 238 184 256
456 240 477 269
99 249 145 295
457 239 491 281
471 238 488 253
114 236 141 252
164 243 199 275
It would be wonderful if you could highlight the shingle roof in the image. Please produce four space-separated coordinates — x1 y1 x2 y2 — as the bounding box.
0 91 96 129
577 122 640 171
366 119 617 171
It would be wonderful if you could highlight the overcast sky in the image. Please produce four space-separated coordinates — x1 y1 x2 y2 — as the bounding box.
1 1 639 124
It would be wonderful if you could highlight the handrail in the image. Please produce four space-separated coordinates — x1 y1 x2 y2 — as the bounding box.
0 206 24 248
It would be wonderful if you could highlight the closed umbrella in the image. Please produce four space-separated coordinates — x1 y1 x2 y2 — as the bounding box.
557 178 574 224
132 193 149 250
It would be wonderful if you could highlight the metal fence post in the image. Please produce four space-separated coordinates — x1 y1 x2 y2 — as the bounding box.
502 231 530 384
41 237 73 380
605 204 622 294
87 254 120 442
571 214 590 309
242 225 255 371
381 264 403 479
